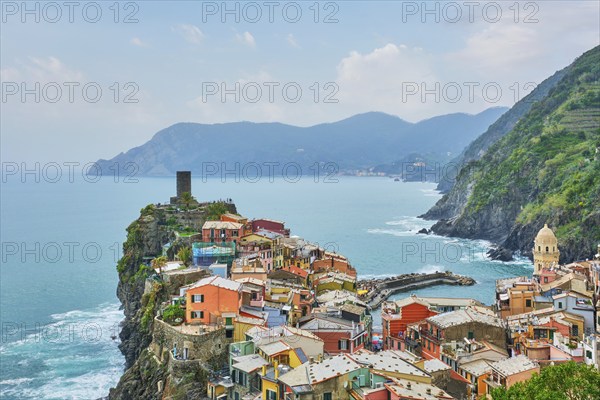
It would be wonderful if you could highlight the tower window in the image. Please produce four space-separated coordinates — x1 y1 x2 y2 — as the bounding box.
546 246 549 252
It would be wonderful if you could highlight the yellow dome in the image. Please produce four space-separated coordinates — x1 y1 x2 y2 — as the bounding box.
535 224 557 245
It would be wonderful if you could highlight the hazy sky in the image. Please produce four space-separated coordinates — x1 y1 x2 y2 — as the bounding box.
1 1 599 163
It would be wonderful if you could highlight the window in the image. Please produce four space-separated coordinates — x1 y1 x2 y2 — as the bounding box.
191 311 204 319
192 294 204 303
232 230 238 237
544 277 548 283
572 325 579 337
468 331 474 340
323 393 332 400
558 301 563 309
546 246 549 252
266 389 277 400
526 299 532 308
338 340 348 350
586 350 593 359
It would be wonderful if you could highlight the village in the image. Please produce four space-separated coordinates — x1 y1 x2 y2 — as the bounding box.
140 172 600 400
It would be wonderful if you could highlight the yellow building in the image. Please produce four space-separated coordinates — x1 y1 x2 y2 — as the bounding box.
533 224 560 275
233 316 265 342
259 348 306 399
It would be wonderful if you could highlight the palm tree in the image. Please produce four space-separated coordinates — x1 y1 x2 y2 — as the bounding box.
177 247 192 268
180 192 194 230
180 192 193 211
151 256 168 276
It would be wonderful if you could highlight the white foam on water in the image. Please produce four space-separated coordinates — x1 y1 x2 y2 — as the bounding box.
416 264 446 274
384 216 431 232
0 302 124 400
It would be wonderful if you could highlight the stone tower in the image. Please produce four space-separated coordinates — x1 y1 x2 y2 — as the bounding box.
532 224 560 275
170 171 192 204
176 171 192 198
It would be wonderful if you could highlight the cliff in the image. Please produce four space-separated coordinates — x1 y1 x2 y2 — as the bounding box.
422 46 600 263
109 201 237 399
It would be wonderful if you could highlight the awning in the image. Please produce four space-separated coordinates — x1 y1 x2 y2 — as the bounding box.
499 293 509 301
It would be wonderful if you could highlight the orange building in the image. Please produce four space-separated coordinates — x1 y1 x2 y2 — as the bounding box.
496 277 537 318
486 355 540 393
185 276 242 325
220 213 251 236
201 220 244 244
313 255 357 278
382 296 438 350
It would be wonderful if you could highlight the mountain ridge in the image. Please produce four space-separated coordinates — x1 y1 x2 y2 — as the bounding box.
94 108 507 176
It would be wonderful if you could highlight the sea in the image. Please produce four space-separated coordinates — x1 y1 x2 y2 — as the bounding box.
0 176 533 399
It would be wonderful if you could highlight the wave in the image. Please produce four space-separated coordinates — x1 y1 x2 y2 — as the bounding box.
416 264 446 274
0 302 124 400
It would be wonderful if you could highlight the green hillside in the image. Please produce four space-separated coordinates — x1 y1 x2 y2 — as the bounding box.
429 46 600 262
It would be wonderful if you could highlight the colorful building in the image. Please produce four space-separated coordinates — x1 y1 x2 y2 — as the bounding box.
202 220 244 244
299 312 370 355
485 355 540 393
382 295 439 351
184 276 242 328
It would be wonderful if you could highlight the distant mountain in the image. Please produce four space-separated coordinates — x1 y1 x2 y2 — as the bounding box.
94 109 507 176
422 45 600 263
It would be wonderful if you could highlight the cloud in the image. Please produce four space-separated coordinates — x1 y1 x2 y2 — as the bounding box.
22 56 85 82
286 34 299 48
448 2 600 83
174 24 204 44
0 67 20 81
130 37 148 47
335 44 442 121
236 31 256 47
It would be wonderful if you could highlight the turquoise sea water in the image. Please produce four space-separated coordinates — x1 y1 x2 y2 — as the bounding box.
0 177 533 399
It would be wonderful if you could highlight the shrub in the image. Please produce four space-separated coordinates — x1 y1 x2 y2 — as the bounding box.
163 304 185 324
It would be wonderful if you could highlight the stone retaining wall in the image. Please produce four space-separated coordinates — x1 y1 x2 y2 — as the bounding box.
152 318 230 369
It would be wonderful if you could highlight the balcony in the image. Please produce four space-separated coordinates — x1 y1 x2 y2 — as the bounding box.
405 337 421 348
250 299 264 308
419 330 441 344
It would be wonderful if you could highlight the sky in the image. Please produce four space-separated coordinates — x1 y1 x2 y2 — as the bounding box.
1 0 599 163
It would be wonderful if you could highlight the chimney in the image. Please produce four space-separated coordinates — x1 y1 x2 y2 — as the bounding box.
426 388 431 395
262 365 267 376
309 356 315 364
274 365 279 379
407 382 411 390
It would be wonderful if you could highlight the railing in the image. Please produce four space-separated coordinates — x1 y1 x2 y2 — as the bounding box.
419 330 441 344
405 337 420 348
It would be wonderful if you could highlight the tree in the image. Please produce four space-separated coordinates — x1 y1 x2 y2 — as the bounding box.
163 304 185 324
180 191 193 211
206 202 229 221
489 362 600 400
151 256 168 275
177 246 192 267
